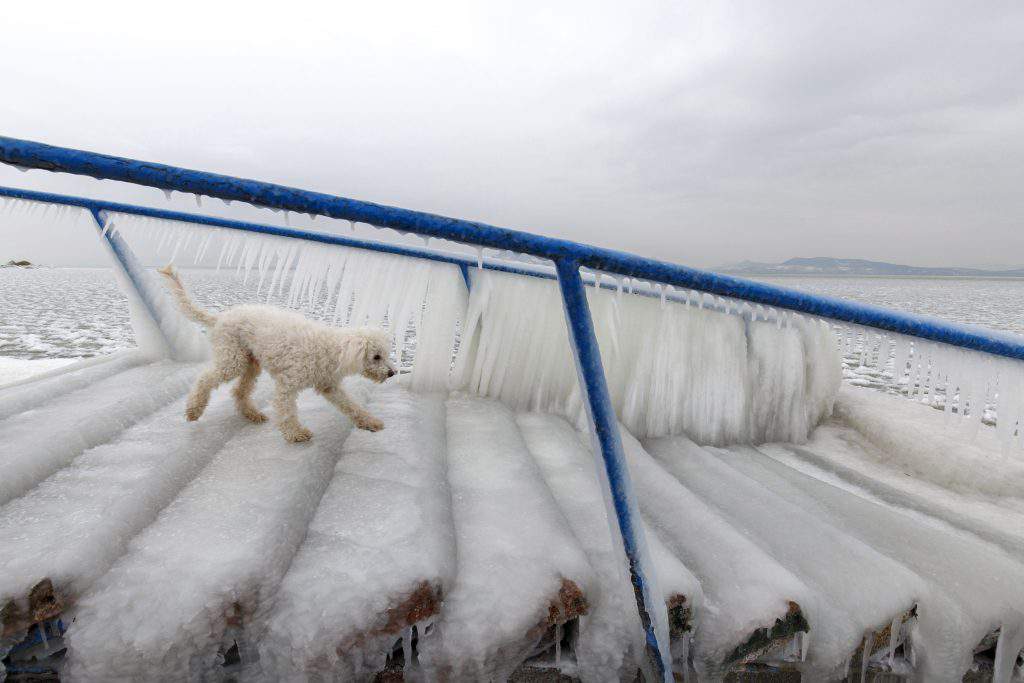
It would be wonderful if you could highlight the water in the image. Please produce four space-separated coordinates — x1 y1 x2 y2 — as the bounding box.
2 268 1023 384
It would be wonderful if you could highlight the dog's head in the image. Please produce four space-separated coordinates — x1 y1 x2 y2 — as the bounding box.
347 328 397 383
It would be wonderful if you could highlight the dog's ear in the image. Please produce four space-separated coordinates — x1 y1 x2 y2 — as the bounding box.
338 334 370 370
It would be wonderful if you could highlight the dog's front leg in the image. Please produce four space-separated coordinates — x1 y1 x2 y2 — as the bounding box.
316 384 384 432
274 385 312 442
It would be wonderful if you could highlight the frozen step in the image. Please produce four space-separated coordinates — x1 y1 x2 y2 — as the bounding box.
63 390 357 681
715 444 1024 682
769 423 1024 558
0 350 142 422
259 385 455 679
417 395 593 680
616 429 811 677
645 435 921 678
0 383 270 637
516 412 703 680
0 360 197 506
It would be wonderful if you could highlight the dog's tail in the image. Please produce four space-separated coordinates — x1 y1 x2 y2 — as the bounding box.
157 265 218 328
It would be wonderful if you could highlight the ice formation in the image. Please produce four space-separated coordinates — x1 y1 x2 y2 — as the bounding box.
109 213 465 393
64 391 356 680
258 385 455 678
517 412 703 680
418 394 594 680
645 434 922 679
0 361 196 506
0 379 263 612
455 269 841 444
713 443 1024 682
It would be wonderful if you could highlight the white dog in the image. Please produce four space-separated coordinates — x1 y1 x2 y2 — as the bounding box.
158 265 395 442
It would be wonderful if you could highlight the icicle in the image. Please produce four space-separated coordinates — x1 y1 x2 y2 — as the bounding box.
860 630 873 682
476 246 484 270
555 622 562 666
401 626 413 667
800 629 809 662
39 622 48 648
887 616 900 668
349 220 357 232
284 210 291 226
194 194 202 207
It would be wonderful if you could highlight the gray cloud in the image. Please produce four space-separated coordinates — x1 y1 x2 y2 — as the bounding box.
1 0 1022 268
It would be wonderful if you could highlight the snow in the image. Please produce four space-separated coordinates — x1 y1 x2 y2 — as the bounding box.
713 443 1024 682
0 381 270 613
64 390 357 681
517 412 703 681
258 384 455 679
0 361 196 506
417 394 593 680
645 434 922 679
455 269 841 444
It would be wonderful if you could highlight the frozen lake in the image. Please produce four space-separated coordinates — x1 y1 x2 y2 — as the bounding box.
2 267 1023 384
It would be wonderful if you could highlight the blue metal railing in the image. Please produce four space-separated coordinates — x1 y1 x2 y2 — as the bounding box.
4 136 1024 680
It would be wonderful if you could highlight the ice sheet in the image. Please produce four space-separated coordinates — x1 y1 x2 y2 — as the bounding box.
258 385 455 678
616 429 811 675
0 383 269 610
64 391 355 681
646 435 922 678
834 384 1024 497
417 394 593 680
713 444 1024 682
517 412 703 681
0 362 196 506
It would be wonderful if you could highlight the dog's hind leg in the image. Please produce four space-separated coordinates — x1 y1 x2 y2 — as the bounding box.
316 384 384 432
232 356 266 423
186 343 248 422
273 385 312 443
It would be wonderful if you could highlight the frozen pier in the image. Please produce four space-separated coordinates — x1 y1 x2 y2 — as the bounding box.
2 358 1023 681
2 138 1024 681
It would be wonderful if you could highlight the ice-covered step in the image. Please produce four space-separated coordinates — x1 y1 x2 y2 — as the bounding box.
0 350 142 422
516 412 703 679
0 360 196 506
645 435 922 678
715 443 1024 682
63 391 357 681
417 395 593 680
0 380 269 638
765 423 1024 558
258 385 455 679
617 429 811 677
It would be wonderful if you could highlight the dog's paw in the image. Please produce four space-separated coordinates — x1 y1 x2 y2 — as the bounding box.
356 416 385 432
242 408 268 424
283 426 313 443
185 406 203 422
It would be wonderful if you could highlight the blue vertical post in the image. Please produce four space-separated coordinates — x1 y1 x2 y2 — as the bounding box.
554 258 672 681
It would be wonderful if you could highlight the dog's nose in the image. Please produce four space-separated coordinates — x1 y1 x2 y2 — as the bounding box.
387 369 395 378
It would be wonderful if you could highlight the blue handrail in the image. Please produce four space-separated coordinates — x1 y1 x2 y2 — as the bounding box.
3 136 1024 361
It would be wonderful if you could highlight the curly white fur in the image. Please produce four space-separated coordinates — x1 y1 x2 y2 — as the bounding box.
158 265 396 442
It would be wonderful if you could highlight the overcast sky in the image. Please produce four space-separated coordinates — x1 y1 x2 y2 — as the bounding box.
2 0 1023 268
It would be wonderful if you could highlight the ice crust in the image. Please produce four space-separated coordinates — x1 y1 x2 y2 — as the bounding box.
834 384 1024 497
714 443 1024 682
645 435 922 678
0 362 196 506
258 385 455 678
517 412 703 681
0 350 142 422
418 394 593 680
0 382 269 610
455 269 841 444
64 392 355 681
616 429 811 675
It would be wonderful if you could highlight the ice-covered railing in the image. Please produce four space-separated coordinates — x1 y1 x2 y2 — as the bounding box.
4 136 1024 679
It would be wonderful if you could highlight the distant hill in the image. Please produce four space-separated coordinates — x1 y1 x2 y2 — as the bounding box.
716 257 1024 277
